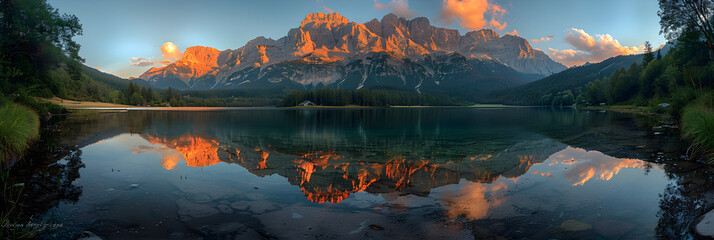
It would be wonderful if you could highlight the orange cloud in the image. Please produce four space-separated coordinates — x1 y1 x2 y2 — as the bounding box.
374 0 415 18
505 29 518 36
547 28 643 67
530 35 554 43
160 42 183 61
439 0 507 30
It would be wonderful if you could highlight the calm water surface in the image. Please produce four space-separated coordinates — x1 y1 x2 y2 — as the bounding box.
30 107 714 239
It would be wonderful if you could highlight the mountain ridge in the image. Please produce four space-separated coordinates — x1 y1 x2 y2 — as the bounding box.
140 12 566 95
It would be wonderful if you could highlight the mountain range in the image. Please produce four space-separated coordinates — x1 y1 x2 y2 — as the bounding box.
139 13 566 99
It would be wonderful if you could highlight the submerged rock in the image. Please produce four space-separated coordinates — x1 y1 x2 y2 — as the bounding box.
369 224 385 230
230 201 249 211
77 231 103 240
186 193 212 203
217 204 234 214
593 220 636 239
558 220 591 232
694 209 714 238
176 198 219 219
200 222 265 240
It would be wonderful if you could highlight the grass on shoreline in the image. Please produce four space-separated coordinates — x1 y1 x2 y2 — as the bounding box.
0 103 40 163
682 93 714 164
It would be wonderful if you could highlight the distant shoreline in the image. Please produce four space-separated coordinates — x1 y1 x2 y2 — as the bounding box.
581 105 656 115
42 98 529 111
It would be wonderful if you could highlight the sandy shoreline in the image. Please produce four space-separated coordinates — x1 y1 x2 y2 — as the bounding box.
43 97 133 109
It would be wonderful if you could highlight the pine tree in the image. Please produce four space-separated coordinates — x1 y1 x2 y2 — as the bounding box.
642 41 654 67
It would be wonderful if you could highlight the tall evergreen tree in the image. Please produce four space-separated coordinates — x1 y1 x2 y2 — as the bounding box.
0 0 84 96
643 41 655 67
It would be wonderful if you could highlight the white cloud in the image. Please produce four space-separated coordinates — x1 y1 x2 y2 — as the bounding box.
374 0 416 18
547 28 643 67
505 29 518 36
316 0 335 13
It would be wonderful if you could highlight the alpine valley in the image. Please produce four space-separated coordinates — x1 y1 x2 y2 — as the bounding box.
139 13 566 100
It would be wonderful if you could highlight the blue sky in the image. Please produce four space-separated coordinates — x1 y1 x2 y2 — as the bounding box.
48 0 666 77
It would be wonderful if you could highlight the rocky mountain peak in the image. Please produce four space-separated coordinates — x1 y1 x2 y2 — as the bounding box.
300 12 349 27
408 17 431 29
380 13 405 26
464 29 500 42
181 46 220 65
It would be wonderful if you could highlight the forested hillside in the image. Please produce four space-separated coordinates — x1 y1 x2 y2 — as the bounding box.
488 54 643 106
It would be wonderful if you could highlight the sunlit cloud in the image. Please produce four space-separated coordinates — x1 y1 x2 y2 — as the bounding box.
439 0 507 30
160 42 183 61
530 36 554 43
374 0 415 18
505 29 518 36
129 57 172 67
547 28 643 67
129 42 183 67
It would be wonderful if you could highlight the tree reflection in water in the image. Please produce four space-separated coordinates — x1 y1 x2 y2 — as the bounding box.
656 162 714 239
1 118 85 239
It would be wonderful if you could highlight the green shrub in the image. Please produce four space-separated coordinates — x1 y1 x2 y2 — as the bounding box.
670 87 697 116
0 103 40 162
681 92 714 164
12 95 66 115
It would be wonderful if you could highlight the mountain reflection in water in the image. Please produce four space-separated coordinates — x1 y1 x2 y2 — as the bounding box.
33 108 708 239
129 133 654 206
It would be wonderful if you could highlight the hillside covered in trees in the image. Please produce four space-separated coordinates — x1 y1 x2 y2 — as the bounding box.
488 54 644 106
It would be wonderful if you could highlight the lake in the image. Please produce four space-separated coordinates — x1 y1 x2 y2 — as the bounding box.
20 107 714 239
